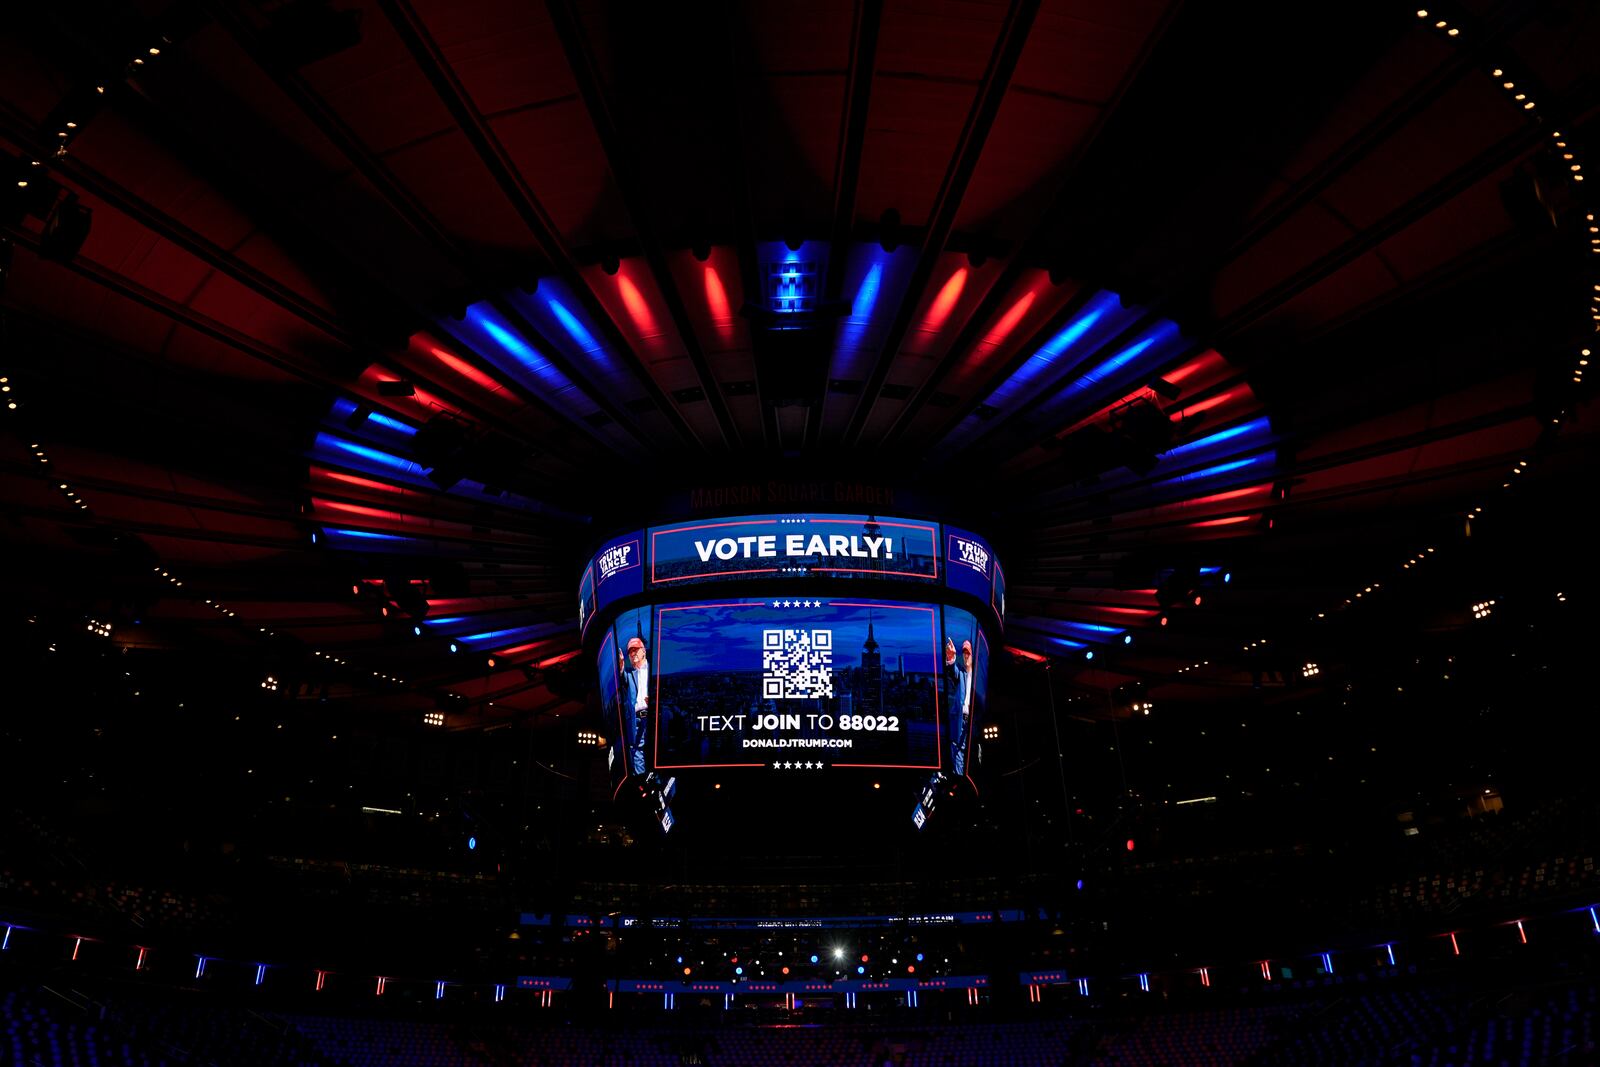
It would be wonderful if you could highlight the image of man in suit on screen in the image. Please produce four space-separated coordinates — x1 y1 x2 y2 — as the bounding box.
621 635 650 777
945 636 975 776
619 630 674 812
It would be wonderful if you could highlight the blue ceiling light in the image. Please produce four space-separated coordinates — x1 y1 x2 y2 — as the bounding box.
467 836 477 851
328 397 417 438
312 432 420 478
1163 416 1272 459
312 424 563 519
758 241 824 323
852 261 885 319
831 247 920 379
456 627 535 644
1058 620 1122 635
772 258 816 316
834 254 886 365
1156 454 1271 486
364 410 417 436
1053 319 1183 406
322 527 407 541
544 296 601 355
451 303 588 404
986 291 1121 407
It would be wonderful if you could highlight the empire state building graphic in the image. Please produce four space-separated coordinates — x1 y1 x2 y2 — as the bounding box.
859 613 883 717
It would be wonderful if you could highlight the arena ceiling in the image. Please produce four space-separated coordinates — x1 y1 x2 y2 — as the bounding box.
1 0 1596 731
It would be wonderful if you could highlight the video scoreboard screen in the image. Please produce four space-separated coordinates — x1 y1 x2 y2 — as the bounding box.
584 513 999 830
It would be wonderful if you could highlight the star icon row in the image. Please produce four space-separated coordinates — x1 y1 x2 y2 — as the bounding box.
771 599 824 608
773 760 825 770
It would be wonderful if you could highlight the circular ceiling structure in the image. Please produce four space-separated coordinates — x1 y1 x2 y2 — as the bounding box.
1 0 1595 742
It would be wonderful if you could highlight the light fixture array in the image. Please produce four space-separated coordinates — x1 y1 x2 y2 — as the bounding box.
1416 12 1593 379
27 433 419 694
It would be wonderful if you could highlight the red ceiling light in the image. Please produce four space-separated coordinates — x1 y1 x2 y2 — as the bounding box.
427 344 502 393
703 264 734 338
981 289 1037 349
919 266 969 337
1175 389 1239 418
1183 485 1271 508
616 270 660 336
316 469 399 493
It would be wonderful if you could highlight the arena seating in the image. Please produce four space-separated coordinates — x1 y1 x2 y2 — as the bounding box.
3 977 1598 1066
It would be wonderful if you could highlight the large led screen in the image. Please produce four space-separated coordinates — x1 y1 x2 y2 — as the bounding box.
653 597 941 769
648 515 940 587
595 597 988 775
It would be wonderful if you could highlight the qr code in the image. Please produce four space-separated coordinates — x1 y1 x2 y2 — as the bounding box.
762 629 834 699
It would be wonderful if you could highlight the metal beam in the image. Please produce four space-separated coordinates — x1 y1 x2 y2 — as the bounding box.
209 0 665 456
537 0 741 450
840 0 1041 447
805 0 882 448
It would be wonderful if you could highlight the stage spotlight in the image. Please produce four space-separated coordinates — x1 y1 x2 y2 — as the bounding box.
832 947 845 960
